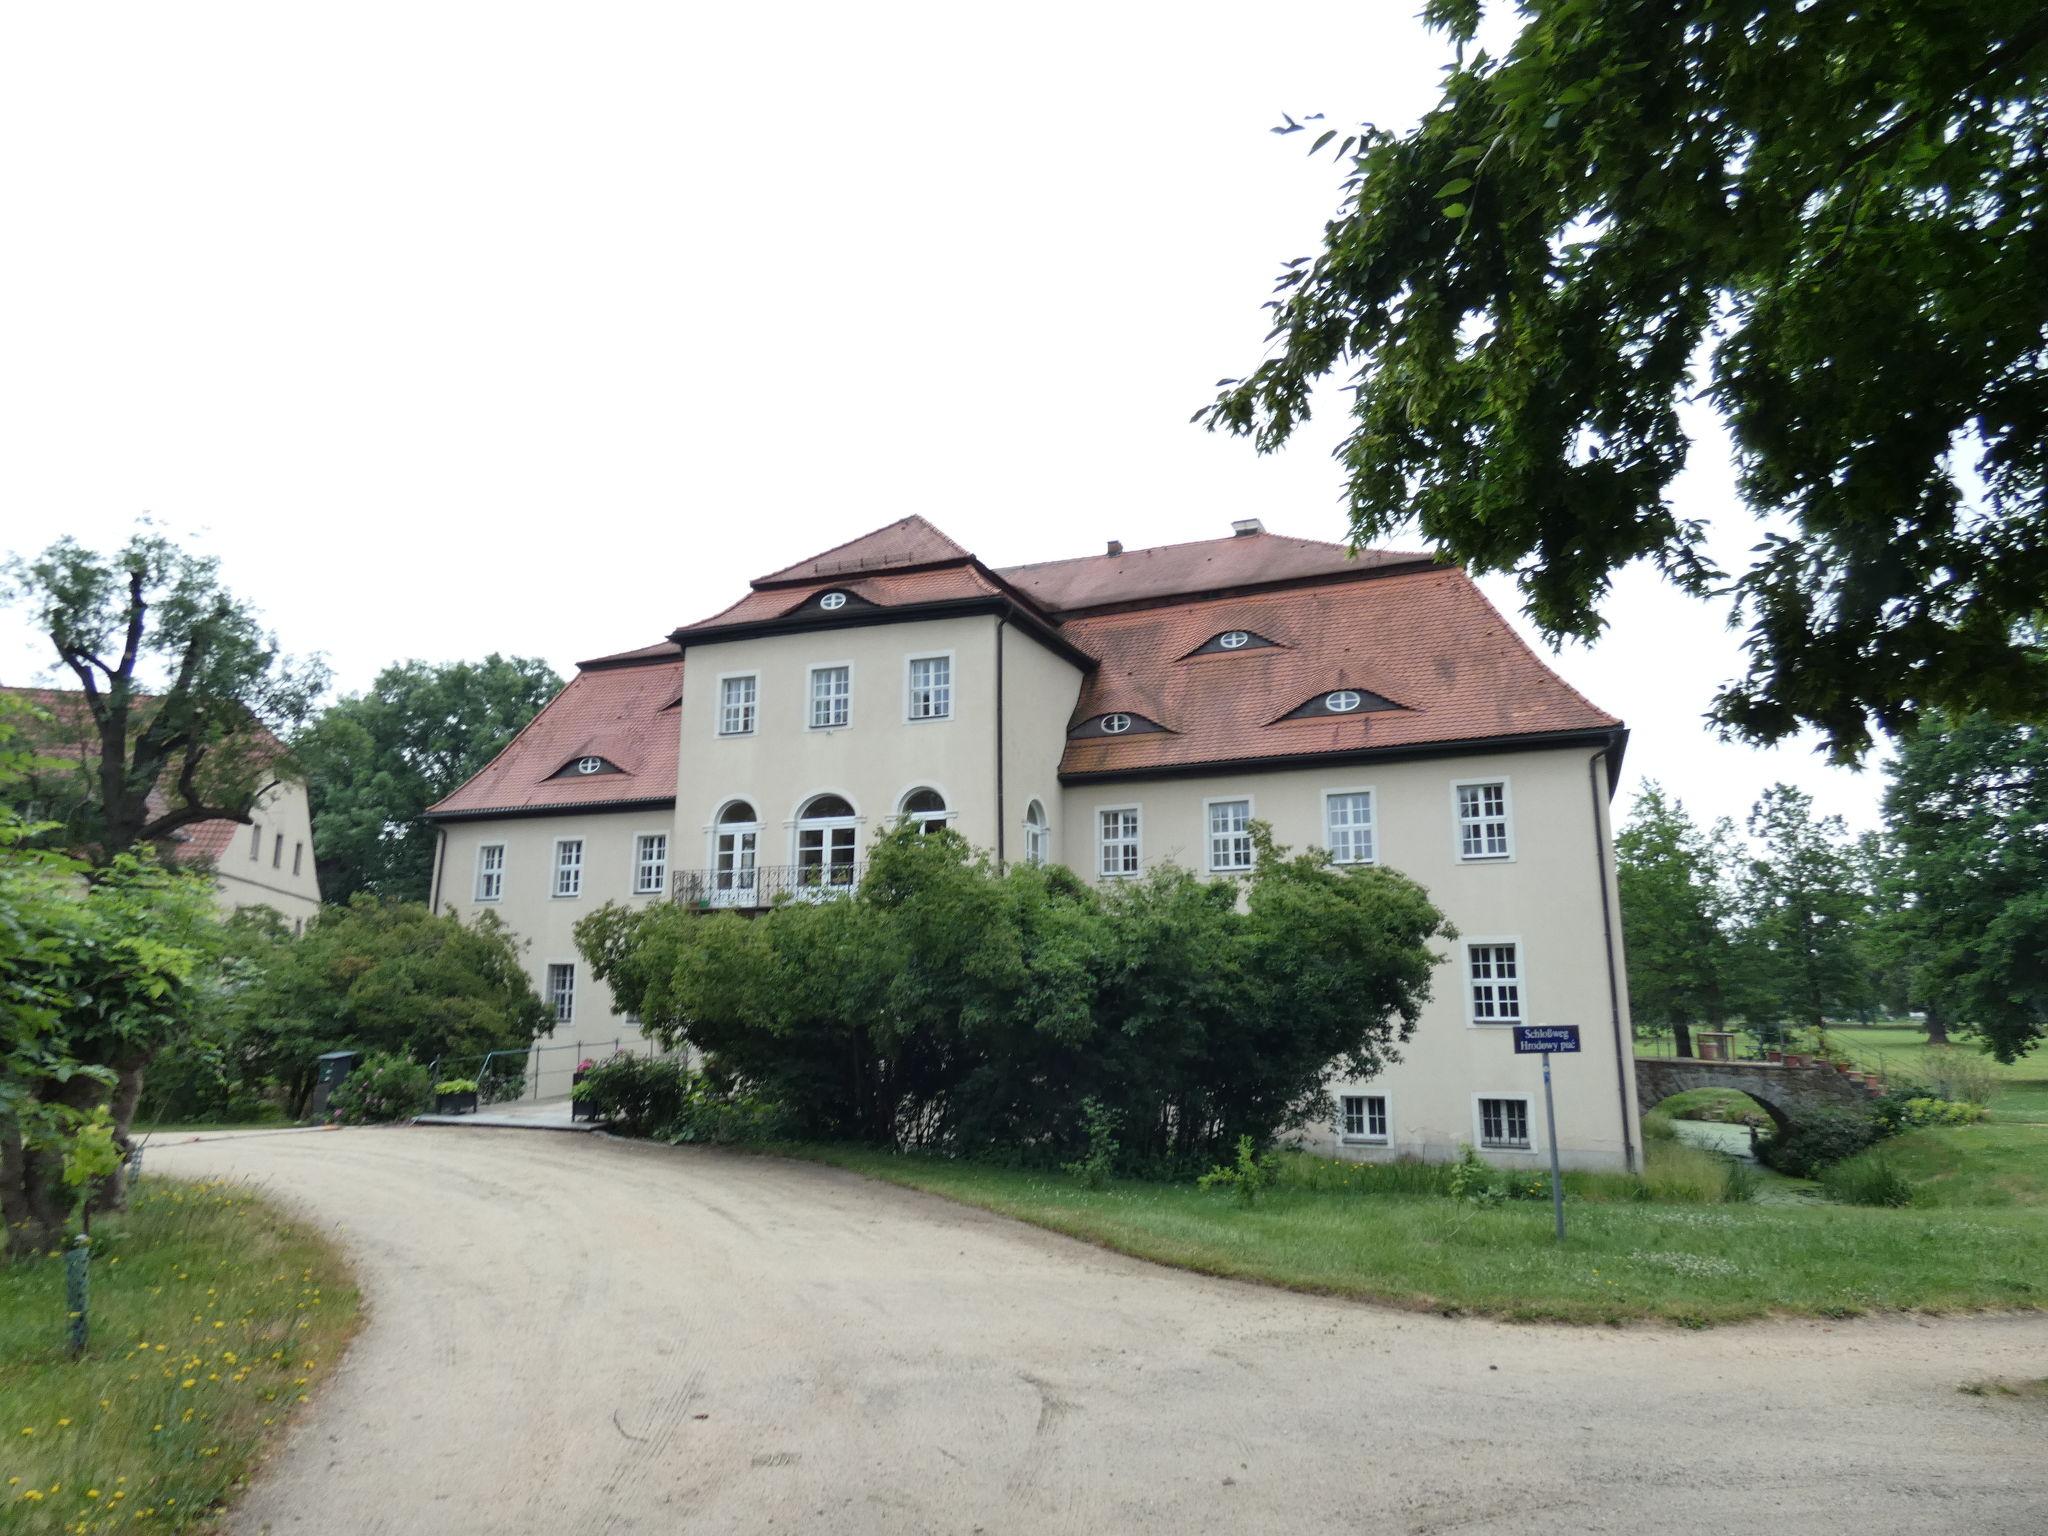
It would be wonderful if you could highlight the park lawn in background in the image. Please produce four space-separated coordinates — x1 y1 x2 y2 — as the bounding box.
1831 1124 2048 1209
1649 1088 1765 1122
0 1178 359 1533
790 1143 2046 1326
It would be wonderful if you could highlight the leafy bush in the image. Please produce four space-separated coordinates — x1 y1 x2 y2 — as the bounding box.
1823 1155 1916 1207
328 1053 431 1124
570 1053 692 1137
1905 1048 2001 1107
479 1066 526 1104
1062 1097 1120 1190
1198 1135 1279 1207
433 1078 478 1095
1640 1109 1679 1142
577 821 1450 1173
1873 1091 1989 1133
1758 1107 1887 1178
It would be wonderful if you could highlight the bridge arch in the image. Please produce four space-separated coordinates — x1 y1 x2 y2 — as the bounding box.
1634 1058 1878 1136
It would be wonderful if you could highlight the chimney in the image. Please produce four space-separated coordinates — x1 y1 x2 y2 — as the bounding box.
1231 518 1265 537
1106 539 1123 556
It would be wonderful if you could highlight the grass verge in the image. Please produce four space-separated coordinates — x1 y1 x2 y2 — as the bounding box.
1827 1123 2048 1208
784 1140 2046 1326
0 1178 360 1532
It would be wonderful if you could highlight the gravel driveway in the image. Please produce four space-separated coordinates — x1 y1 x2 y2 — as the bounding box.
150 1127 2047 1535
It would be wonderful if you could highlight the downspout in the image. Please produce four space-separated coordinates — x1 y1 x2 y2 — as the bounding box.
428 824 448 916
1588 741 1636 1173
994 615 1007 865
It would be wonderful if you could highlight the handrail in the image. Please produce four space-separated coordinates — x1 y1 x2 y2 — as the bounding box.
672 863 865 909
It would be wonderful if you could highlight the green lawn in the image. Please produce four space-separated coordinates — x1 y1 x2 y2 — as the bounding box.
787 1141 2046 1326
1830 1123 2048 1208
0 1179 360 1533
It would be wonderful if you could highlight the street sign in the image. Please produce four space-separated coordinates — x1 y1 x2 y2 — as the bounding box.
1513 1024 1581 1054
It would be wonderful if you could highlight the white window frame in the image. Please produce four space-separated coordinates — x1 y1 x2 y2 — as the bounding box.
707 798 762 907
1474 1094 1535 1153
905 651 954 722
1096 805 1141 880
249 823 261 860
545 962 576 1027
717 672 759 737
792 792 862 891
1322 786 1377 866
632 831 669 896
1464 936 1525 1026
552 837 584 899
807 662 853 731
474 843 506 903
1023 800 1050 867
1339 1093 1390 1145
1203 795 1254 874
1451 776 1515 862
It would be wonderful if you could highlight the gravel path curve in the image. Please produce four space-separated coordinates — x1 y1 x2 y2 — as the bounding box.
150 1126 2048 1535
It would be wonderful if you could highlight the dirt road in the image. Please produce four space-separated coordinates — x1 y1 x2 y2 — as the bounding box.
149 1127 2047 1535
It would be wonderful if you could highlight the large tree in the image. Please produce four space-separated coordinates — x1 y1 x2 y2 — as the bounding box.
3 530 326 858
1740 784 1876 1040
1615 781 1744 1056
1883 713 2048 1062
1203 1 2048 761
297 655 561 903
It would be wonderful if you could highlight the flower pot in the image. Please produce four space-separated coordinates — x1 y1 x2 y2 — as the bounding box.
435 1091 478 1115
1765 1050 1784 1063
1833 1060 1852 1074
1785 1053 1807 1068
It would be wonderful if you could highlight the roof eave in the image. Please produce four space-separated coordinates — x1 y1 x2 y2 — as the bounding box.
1057 724 1625 785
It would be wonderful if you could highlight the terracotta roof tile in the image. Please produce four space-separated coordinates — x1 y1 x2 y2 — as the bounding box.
998 532 1433 614
752 515 971 586
678 565 1010 635
427 656 684 817
1056 567 1618 777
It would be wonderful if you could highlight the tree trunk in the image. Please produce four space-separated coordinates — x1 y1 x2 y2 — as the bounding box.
1923 1006 1951 1047
88 1059 150 1215
1672 1022 1695 1059
1 1122 69 1259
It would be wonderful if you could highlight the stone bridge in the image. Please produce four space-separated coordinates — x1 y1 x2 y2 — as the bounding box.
1634 1057 1883 1132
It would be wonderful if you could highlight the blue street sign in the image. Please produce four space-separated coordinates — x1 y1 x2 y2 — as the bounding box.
1513 1024 1581 1054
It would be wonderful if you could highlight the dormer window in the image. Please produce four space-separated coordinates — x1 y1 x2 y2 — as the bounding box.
549 754 624 779
820 591 848 610
1219 631 1249 649
576 756 604 774
1101 713 1131 734
1070 711 1166 739
1187 629 1279 657
1276 688 1400 721
1325 690 1362 713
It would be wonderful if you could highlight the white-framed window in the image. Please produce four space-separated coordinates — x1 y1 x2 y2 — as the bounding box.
634 832 668 895
1325 689 1363 713
1023 800 1050 867
819 591 847 610
1098 806 1141 879
249 823 261 860
1218 630 1250 650
907 654 952 721
1477 1096 1532 1151
1454 778 1513 860
1323 789 1376 865
1206 797 1253 873
809 664 851 729
1467 940 1523 1024
712 799 760 906
553 838 584 899
576 756 603 775
475 843 505 902
899 787 950 832
1341 1094 1389 1143
795 793 859 889
546 963 576 1026
1100 712 1132 734
719 674 758 736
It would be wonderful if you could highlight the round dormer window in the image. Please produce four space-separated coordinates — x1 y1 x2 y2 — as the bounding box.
576 756 604 774
1100 713 1132 734
1219 630 1250 649
820 591 848 610
1325 691 1362 713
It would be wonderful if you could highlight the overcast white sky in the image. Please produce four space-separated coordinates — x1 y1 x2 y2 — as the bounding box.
0 2 1886 836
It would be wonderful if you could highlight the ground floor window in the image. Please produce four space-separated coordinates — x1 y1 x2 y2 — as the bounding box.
1478 1096 1531 1151
1340 1094 1388 1143
546 963 576 1025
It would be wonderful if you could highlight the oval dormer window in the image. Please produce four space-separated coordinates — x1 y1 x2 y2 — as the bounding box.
576 756 604 774
820 591 848 610
1100 713 1132 734
1325 690 1362 714
1218 630 1250 650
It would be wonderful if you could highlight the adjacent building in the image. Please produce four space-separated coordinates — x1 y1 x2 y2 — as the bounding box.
428 518 1642 1167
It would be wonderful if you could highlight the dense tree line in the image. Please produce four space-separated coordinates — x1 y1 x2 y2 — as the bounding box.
1618 715 2048 1063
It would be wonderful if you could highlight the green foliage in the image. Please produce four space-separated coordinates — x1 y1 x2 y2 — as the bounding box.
1616 782 1745 1048
297 655 561 903
1197 1135 1278 1207
1882 714 2048 1064
579 822 1450 1173
1202 2 2048 759
479 1065 527 1105
1822 1156 1917 1208
1901 1048 2004 1107
1444 1145 1555 1206
1722 1159 1761 1204
1758 1107 1886 1179
1061 1097 1120 1190
570 1054 693 1137
327 1052 431 1124
233 896 549 1114
1873 1092 1988 1133
433 1078 479 1096
1740 785 1875 1037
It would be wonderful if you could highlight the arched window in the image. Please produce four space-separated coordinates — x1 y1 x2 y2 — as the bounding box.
796 794 859 889
1023 801 1050 866
711 800 759 906
899 787 949 833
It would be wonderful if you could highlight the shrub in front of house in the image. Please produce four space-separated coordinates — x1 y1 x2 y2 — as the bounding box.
570 1053 692 1136
575 820 1450 1175
328 1052 432 1124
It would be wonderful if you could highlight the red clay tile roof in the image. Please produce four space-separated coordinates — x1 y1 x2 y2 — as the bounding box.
997 532 1434 614
752 515 971 586
426 656 684 817
1056 566 1618 778
579 640 681 668
679 564 1011 634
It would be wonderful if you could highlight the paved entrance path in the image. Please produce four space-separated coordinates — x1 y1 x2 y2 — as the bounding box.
152 1129 2048 1535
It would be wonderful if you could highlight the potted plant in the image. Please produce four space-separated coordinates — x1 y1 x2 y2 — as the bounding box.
434 1077 480 1115
1765 1049 1784 1063
571 1059 599 1121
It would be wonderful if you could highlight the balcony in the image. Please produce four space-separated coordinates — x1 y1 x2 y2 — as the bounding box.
672 863 865 911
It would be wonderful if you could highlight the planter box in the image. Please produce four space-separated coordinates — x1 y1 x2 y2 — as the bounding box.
435 1091 479 1115
571 1069 599 1122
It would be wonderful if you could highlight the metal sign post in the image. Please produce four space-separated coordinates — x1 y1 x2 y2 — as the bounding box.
1513 1025 1581 1242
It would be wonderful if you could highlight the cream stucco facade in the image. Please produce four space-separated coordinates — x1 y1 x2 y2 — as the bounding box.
207 777 324 931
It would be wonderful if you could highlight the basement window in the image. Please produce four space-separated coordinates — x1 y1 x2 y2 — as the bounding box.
1341 1094 1388 1144
1478 1097 1531 1152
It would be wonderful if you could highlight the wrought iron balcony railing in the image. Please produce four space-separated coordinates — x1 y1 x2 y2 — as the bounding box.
672 863 864 910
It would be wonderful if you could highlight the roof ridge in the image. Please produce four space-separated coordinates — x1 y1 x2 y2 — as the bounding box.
751 515 971 587
997 530 1418 575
